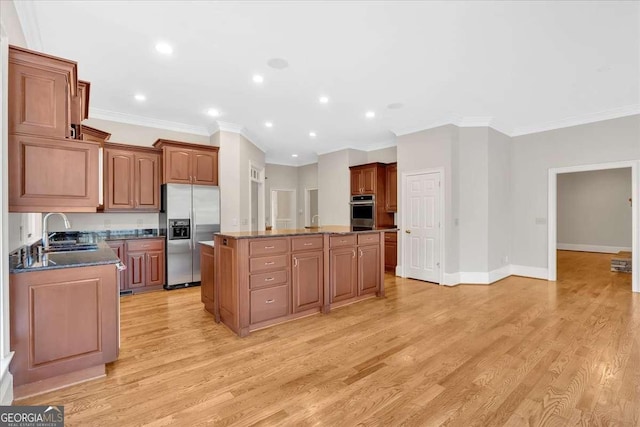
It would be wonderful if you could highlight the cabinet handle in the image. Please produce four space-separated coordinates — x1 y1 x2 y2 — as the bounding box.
352 250 355 258
142 244 150 248
264 246 275 249
303 243 313 246
265 261 275 265
265 299 275 304
265 277 275 282
359 249 363 258
294 257 298 267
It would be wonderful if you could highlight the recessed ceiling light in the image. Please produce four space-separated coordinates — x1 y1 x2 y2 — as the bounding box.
265 121 273 128
267 58 289 69
253 74 264 84
292 154 298 158
319 96 329 104
309 131 316 138
134 94 146 101
206 108 220 117
155 42 173 55
365 111 376 118
387 102 404 110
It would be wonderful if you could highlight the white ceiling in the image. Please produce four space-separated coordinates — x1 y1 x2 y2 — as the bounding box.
19 1 640 165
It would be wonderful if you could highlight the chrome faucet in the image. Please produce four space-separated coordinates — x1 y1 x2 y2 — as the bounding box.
311 215 319 224
42 213 71 249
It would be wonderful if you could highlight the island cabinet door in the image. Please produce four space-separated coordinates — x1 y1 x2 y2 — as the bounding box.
292 251 323 313
329 247 357 303
358 245 380 295
127 251 146 289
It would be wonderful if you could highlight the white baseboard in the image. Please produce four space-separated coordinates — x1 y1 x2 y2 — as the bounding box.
0 352 14 405
557 243 632 254
442 273 460 286
395 265 403 277
510 265 549 280
489 265 512 283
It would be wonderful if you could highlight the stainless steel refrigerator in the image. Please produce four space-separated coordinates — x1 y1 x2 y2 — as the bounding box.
160 184 220 289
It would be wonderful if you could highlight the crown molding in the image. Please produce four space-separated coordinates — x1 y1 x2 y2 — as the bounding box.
13 0 42 51
89 107 210 136
239 127 268 154
455 116 493 127
216 121 244 134
511 104 640 137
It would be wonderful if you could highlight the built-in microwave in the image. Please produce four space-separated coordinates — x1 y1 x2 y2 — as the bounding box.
350 195 375 228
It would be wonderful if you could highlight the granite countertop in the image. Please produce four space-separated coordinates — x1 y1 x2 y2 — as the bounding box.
216 226 398 239
199 241 215 248
10 241 121 274
50 229 164 244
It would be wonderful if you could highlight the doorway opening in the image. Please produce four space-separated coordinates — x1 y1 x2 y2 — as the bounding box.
548 161 638 292
270 189 296 229
400 169 444 285
305 188 319 227
249 163 265 232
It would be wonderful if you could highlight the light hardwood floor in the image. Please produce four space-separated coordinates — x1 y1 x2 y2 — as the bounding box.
18 251 639 426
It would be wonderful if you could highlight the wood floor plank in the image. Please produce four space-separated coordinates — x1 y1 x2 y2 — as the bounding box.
15 251 638 426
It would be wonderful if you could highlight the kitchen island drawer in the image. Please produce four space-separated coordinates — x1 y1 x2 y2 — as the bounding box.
250 270 288 289
250 284 289 324
291 236 323 252
249 238 288 256
126 239 164 252
329 234 356 248
358 233 380 245
249 254 288 273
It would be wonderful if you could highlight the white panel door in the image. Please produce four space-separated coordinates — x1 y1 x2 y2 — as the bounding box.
404 172 441 283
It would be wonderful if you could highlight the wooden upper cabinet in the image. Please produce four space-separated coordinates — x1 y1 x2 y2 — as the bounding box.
153 139 219 185
9 134 99 213
350 169 362 195
361 166 376 194
71 80 90 138
349 164 378 195
81 125 111 143
104 144 161 212
385 163 397 212
8 45 77 139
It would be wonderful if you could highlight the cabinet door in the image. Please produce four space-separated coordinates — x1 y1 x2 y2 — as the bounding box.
292 251 323 313
350 169 362 195
106 241 127 290
9 62 70 138
358 245 380 295
192 149 218 185
384 241 397 271
127 251 146 289
200 246 215 305
135 153 160 210
361 166 376 194
9 135 99 212
385 163 397 212
164 146 192 184
146 250 165 287
329 247 357 303
104 149 134 211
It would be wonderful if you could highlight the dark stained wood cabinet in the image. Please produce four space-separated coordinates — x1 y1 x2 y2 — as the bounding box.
8 46 77 139
107 240 127 290
384 232 398 272
349 162 394 227
125 239 165 291
358 245 380 295
329 246 357 303
104 144 161 212
350 165 376 195
126 251 146 289
146 249 165 287
71 80 90 138
153 139 219 185
9 134 100 213
385 162 397 212
10 264 118 390
200 243 215 314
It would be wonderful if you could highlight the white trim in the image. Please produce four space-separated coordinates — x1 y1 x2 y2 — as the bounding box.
0 352 13 405
304 187 319 227
510 265 549 280
442 273 460 286
557 243 632 254
216 121 244 134
512 105 640 137
488 265 512 283
391 120 454 137
456 116 494 127
239 128 268 154
400 168 445 285
13 0 42 51
270 188 297 229
89 107 210 136
548 159 638 292
248 162 265 232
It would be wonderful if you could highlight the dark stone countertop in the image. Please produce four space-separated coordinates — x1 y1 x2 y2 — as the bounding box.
9 241 121 274
49 229 164 244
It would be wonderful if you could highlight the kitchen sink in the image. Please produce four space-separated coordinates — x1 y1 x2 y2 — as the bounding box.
45 243 99 253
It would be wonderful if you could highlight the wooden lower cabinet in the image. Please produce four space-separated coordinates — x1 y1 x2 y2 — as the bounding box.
358 245 380 295
106 238 165 292
146 250 165 286
200 244 215 313
329 247 357 303
9 264 119 391
106 240 126 290
384 232 398 272
292 250 324 312
127 251 146 289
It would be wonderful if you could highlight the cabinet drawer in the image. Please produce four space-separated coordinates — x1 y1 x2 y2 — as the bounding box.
249 254 288 273
250 270 288 289
358 233 380 245
329 234 356 248
291 236 323 252
126 239 164 252
384 232 398 243
249 238 288 256
250 284 289 324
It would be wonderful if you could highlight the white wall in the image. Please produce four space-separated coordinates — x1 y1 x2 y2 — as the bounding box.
265 164 298 227
487 128 512 271
367 146 397 163
318 150 351 226
44 212 159 232
238 134 265 232
297 163 318 226
512 115 640 269
557 168 632 251
83 117 211 146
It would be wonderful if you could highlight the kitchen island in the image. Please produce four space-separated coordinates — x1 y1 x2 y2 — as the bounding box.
212 226 395 337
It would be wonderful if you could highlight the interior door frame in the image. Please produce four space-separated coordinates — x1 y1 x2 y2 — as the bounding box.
400 168 445 285
548 160 639 293
270 188 297 229
304 187 318 227
248 162 265 232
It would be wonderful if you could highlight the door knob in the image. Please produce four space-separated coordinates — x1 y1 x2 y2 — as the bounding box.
405 230 411 234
